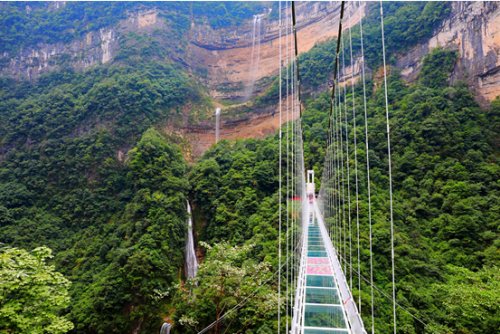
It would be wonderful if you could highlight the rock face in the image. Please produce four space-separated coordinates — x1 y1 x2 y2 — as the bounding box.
396 2 500 103
1 2 499 103
0 2 364 101
0 9 162 80
3 28 114 80
188 2 365 100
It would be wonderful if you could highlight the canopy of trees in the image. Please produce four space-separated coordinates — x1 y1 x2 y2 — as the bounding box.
0 246 73 334
178 48 499 333
0 2 498 334
0 60 197 333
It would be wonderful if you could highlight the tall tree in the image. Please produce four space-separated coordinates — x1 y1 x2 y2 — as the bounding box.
0 246 73 334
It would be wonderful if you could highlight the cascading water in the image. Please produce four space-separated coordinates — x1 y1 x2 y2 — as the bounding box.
243 13 265 101
185 201 198 279
215 107 221 144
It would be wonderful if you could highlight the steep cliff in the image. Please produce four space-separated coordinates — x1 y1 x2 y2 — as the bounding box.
0 2 364 101
188 2 365 100
1 9 167 80
397 1 500 103
1 2 499 104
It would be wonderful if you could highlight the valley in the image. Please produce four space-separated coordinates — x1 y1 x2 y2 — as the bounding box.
0 2 498 334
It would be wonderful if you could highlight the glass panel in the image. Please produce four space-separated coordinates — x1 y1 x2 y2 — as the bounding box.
306 275 335 288
304 329 349 334
308 241 324 246
308 251 328 257
304 305 347 328
306 288 340 304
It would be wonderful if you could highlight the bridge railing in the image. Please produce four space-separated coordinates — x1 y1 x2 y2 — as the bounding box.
315 199 367 334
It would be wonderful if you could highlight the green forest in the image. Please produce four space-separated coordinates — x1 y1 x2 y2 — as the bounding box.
0 2 499 334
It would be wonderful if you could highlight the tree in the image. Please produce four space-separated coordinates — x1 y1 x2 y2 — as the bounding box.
0 246 73 334
428 265 500 333
175 243 279 334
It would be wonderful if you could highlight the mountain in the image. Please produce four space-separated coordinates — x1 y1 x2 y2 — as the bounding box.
2 2 499 104
1 2 499 159
0 2 498 334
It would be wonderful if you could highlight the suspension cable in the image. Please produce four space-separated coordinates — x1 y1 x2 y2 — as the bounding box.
340 30 353 289
379 2 397 332
285 1 291 333
357 1 375 331
337 61 346 273
289 0 295 321
278 0 283 331
291 1 302 117
347 2 361 312
327 1 345 135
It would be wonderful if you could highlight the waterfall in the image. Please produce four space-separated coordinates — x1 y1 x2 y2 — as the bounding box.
215 108 221 144
243 14 265 101
185 201 198 279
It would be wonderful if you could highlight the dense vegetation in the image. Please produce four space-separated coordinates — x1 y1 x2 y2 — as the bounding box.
0 246 73 334
0 61 197 332
0 2 498 334
175 242 279 334
0 1 273 54
300 2 451 91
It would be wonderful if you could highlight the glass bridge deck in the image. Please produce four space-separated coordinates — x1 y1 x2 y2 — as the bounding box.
303 213 350 334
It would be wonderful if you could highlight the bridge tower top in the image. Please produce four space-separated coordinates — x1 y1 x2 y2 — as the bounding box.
306 170 315 198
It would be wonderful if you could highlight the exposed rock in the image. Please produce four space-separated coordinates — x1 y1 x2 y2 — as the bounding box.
127 9 160 30
2 27 118 80
188 2 365 100
137 10 157 28
99 29 114 64
396 2 500 103
0 9 163 80
1 2 499 104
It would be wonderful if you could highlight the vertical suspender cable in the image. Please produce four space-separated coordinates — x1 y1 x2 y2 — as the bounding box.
337 62 346 273
291 1 302 118
340 32 353 289
290 4 294 318
358 1 375 331
328 2 345 132
379 1 397 333
278 1 282 332
334 73 340 255
347 2 361 310
285 1 290 328
326 1 345 257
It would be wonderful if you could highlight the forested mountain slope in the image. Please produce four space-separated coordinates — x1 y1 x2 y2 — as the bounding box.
0 2 498 334
181 49 499 334
0 61 199 332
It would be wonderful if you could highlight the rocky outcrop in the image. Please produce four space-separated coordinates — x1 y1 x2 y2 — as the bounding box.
0 9 162 80
1 2 499 103
191 2 349 50
397 2 500 103
3 27 116 80
0 2 365 101
188 2 365 100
